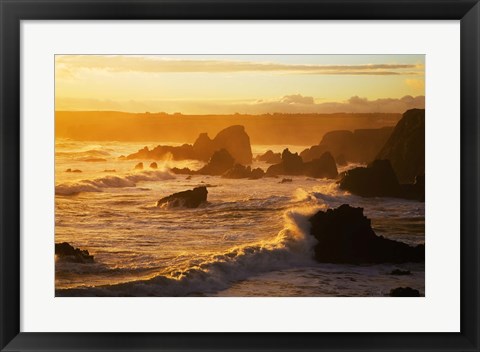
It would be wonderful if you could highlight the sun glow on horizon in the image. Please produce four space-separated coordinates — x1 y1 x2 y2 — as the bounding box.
55 55 425 114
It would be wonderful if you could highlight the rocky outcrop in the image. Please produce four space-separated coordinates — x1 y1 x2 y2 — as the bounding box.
309 204 425 264
170 167 195 175
65 169 82 173
193 125 253 164
339 159 424 201
267 149 304 176
126 125 253 165
150 162 158 169
255 150 282 164
335 154 347 166
156 186 208 208
196 149 235 175
267 149 338 179
397 174 425 202
55 242 94 263
303 152 338 179
376 109 425 183
134 162 144 170
389 287 421 297
249 168 265 180
222 164 265 179
170 150 262 178
300 127 394 163
339 159 400 197
192 133 216 161
82 157 107 162
300 145 329 163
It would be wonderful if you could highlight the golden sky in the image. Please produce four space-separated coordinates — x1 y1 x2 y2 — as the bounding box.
55 55 425 114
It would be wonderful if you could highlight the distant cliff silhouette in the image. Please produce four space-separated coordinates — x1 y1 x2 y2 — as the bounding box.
55 111 401 145
376 108 425 183
338 109 425 201
301 127 393 164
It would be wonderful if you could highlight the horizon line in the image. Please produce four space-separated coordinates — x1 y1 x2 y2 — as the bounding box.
55 110 419 116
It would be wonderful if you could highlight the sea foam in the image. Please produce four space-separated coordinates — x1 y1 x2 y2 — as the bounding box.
56 207 320 296
55 170 175 196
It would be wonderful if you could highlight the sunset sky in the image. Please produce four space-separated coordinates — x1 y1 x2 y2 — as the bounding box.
55 55 425 114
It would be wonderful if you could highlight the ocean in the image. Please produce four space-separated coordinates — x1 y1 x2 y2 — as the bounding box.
55 140 425 297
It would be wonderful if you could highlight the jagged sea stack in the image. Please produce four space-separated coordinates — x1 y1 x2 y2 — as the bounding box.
309 204 424 264
376 108 425 183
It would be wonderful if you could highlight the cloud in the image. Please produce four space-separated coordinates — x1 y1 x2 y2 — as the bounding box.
405 78 425 90
280 94 315 105
56 55 421 77
239 95 425 114
56 94 425 114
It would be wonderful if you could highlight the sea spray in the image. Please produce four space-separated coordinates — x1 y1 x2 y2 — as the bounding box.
55 170 175 196
56 207 320 296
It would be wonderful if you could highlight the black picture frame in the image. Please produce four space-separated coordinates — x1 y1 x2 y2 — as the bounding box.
1 0 479 351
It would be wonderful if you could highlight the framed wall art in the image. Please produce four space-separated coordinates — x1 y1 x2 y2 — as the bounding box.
0 0 479 351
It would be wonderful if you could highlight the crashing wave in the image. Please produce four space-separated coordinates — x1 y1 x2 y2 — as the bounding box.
55 170 175 196
56 149 111 158
56 208 320 296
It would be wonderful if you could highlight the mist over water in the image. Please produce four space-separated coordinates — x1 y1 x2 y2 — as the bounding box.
55 140 425 297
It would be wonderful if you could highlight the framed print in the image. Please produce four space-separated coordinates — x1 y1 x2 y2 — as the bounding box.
1 0 479 351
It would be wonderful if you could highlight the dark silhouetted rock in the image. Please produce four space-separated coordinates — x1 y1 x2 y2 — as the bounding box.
103 169 116 173
66 168 82 173
309 204 425 264
82 158 107 162
267 149 304 176
280 178 292 184
193 125 253 164
126 125 253 165
339 159 400 197
390 269 412 276
197 149 235 176
192 133 216 161
304 152 338 179
389 287 420 297
249 168 265 180
211 125 252 164
255 150 282 164
156 186 208 208
55 242 94 263
267 149 338 179
376 109 425 183
150 162 158 169
339 159 424 201
170 167 195 175
222 164 252 179
300 145 329 163
336 154 347 166
399 174 425 202
222 164 265 179
134 162 144 170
